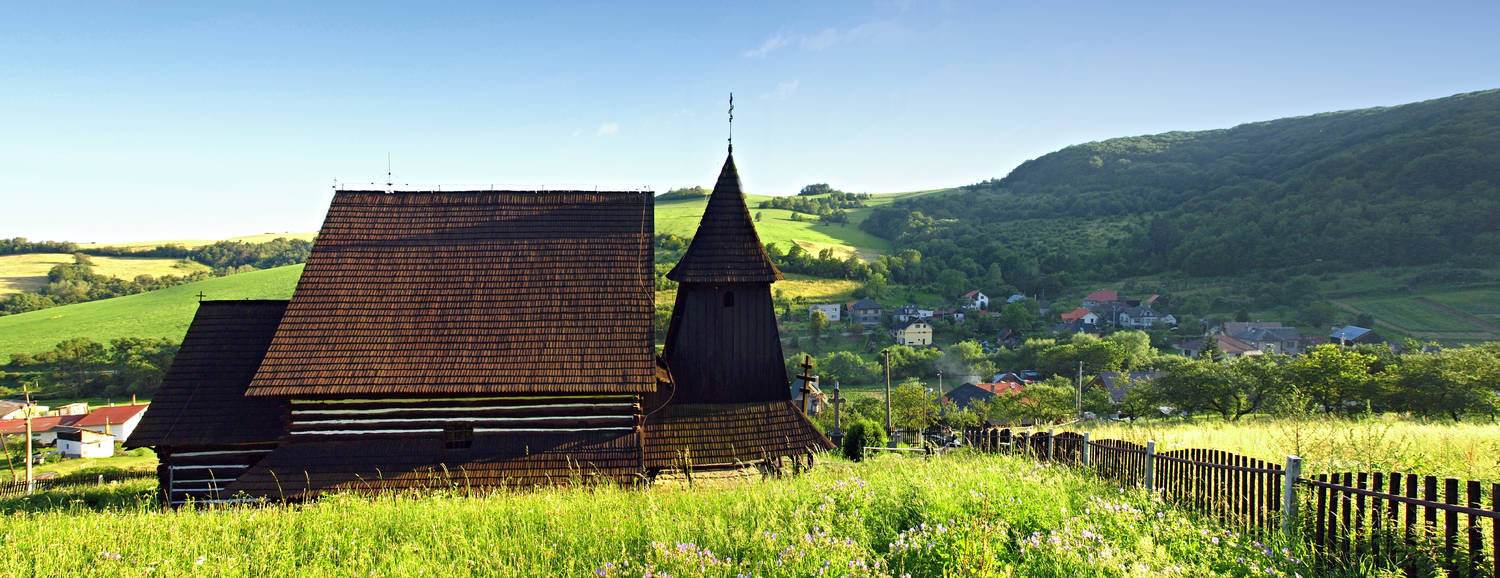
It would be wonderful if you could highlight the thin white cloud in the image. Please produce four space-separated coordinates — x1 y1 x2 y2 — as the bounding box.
744 33 791 58
571 129 582 137
596 122 619 136
744 21 901 58
763 80 799 101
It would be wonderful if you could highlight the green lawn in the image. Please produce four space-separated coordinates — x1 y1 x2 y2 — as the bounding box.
0 265 302 359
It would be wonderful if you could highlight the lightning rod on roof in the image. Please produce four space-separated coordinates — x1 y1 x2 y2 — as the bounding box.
386 153 393 193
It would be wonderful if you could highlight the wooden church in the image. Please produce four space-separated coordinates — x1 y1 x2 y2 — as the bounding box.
133 144 829 501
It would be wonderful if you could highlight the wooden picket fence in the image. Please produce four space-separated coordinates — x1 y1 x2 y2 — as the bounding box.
1 471 154 498
963 426 1500 576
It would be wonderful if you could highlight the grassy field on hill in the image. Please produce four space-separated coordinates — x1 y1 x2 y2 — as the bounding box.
76 232 318 250
655 189 949 261
0 254 208 295
0 452 1315 577
0 265 301 358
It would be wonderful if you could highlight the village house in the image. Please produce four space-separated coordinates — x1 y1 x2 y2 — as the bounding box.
944 381 1025 411
0 415 84 446
1329 325 1386 345
0 401 37 420
1175 335 1263 359
959 290 988 310
891 304 934 323
1081 289 1119 309
1059 307 1101 326
48 402 90 416
55 426 114 458
1117 305 1176 329
894 319 933 346
849 298 884 324
74 404 149 443
1088 371 1165 404
808 303 842 323
1230 325 1304 355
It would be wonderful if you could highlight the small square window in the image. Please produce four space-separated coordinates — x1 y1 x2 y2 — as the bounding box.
444 424 474 450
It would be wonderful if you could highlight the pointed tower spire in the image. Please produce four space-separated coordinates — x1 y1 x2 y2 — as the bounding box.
666 152 782 284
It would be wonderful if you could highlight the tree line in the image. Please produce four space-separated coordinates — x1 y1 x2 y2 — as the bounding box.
3 337 178 399
807 333 1500 440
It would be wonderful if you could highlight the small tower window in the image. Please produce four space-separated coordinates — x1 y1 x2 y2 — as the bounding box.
722 291 735 307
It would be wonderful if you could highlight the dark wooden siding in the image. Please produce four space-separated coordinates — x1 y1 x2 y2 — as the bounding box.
663 283 787 403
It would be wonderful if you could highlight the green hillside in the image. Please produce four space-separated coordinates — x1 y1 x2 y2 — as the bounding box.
0 265 302 357
860 89 1500 341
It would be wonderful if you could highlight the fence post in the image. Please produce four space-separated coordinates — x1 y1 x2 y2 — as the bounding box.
1282 455 1302 539
1082 432 1091 467
1144 440 1156 489
1046 428 1055 462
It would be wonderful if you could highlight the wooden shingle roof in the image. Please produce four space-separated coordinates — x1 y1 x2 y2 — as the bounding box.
666 153 783 284
244 190 656 397
126 300 289 448
643 401 832 469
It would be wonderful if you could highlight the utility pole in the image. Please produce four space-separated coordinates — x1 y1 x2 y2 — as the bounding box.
24 382 35 495
882 348 895 448
1076 360 1084 420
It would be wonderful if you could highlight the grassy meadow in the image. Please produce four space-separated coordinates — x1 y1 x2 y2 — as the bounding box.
0 452 1316 577
0 254 208 295
1070 416 1500 482
0 265 302 358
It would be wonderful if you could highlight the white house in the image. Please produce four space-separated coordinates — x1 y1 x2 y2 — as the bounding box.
960 290 989 310
74 404 149 443
55 427 115 458
1118 306 1176 329
808 303 842 323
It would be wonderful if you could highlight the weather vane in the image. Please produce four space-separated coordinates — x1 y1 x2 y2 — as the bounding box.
728 92 734 153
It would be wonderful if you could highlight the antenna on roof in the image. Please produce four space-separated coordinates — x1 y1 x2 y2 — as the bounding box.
727 92 734 153
386 153 393 193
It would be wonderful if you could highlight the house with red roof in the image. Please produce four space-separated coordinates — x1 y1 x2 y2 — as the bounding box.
0 415 84 445
1059 307 1100 325
74 404 149 443
959 290 989 310
1082 289 1119 309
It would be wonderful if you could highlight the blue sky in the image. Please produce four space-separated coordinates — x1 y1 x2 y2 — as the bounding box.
3 1 1498 242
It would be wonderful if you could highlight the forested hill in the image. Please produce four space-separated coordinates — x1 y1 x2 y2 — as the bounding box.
861 89 1500 295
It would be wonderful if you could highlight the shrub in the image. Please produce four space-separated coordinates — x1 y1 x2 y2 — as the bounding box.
841 419 888 461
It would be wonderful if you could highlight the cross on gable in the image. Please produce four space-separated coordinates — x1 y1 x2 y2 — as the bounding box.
196 291 206 302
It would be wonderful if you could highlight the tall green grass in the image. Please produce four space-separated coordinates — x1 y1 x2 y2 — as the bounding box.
2 452 1314 577
1078 416 1500 481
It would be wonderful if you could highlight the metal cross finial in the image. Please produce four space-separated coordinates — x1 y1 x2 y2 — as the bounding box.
196 291 206 303
728 92 734 153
